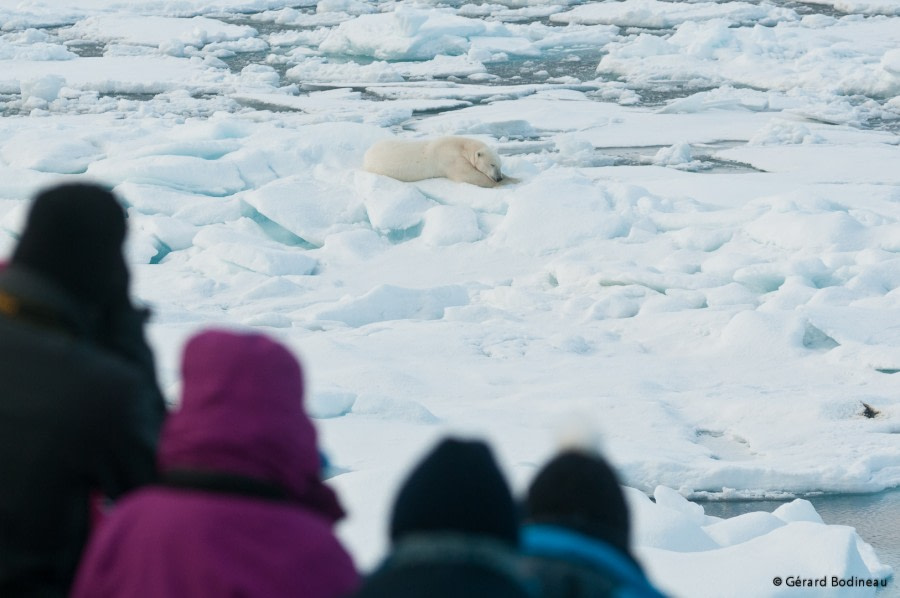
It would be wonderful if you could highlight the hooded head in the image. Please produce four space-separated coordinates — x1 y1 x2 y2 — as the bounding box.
524 450 632 557
389 437 519 546
159 329 342 520
13 183 129 307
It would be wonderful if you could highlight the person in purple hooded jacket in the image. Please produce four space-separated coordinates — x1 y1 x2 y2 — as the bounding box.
71 328 360 598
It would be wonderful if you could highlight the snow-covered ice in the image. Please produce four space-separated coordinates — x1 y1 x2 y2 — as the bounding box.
1 0 899 595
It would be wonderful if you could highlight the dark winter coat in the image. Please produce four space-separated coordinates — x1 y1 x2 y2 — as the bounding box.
521 524 668 598
71 329 360 598
352 533 535 598
0 265 163 597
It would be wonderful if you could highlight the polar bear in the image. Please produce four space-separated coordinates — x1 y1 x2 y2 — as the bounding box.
363 136 503 188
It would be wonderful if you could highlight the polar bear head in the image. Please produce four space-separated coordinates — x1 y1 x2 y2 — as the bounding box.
468 142 503 184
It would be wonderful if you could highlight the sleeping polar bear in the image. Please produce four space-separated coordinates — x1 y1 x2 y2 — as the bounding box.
363 136 503 188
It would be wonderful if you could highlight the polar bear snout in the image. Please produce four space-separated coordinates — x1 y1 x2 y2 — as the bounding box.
473 148 503 184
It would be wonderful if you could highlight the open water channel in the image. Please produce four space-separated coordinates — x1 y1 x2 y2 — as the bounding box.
698 491 900 596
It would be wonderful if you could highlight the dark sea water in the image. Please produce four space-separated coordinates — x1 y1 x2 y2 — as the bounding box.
697 492 900 596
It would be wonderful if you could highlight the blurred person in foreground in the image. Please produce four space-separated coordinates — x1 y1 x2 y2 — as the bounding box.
0 182 166 597
71 328 360 598
521 448 668 598
350 436 535 598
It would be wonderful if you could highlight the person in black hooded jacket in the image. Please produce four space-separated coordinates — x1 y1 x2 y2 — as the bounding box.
0 182 167 598
521 449 668 598
350 436 536 598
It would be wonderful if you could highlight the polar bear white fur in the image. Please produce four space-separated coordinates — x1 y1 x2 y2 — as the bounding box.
363 136 503 188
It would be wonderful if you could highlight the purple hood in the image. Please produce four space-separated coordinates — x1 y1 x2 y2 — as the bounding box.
159 329 343 520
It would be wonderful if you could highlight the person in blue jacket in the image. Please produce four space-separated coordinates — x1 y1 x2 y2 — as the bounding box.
521 449 668 598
